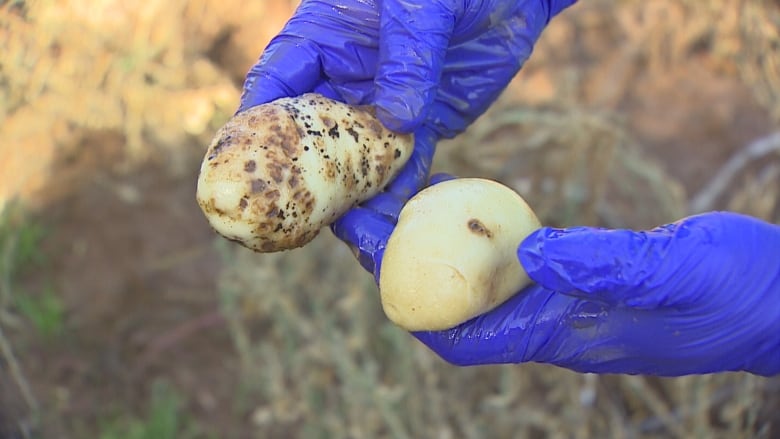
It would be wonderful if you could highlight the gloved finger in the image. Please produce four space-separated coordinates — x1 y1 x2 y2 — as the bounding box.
238 36 323 112
517 212 780 309
412 283 584 366
331 206 395 281
361 192 406 223
517 222 691 308
550 0 579 17
410 277 670 372
384 127 438 199
428 13 547 138
329 80 376 106
310 80 343 101
374 0 457 132
415 277 775 375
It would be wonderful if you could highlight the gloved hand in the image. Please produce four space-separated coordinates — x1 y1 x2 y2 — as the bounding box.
239 0 576 198
333 176 780 377
240 0 577 137
238 0 576 213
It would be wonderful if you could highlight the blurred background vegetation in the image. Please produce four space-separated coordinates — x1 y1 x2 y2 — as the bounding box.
0 0 779 438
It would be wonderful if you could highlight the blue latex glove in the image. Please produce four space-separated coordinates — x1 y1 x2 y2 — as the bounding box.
238 0 576 265
238 0 575 214
240 0 576 137
333 176 780 377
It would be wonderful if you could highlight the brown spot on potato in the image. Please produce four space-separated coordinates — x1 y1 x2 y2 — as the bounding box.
366 119 383 139
251 179 267 193
323 160 337 181
467 219 493 238
207 134 232 160
267 162 284 183
244 160 256 172
374 163 387 182
321 115 335 129
346 126 360 143
260 241 276 252
327 122 340 139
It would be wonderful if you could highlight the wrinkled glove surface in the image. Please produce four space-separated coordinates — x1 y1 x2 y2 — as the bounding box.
334 175 780 377
240 0 576 136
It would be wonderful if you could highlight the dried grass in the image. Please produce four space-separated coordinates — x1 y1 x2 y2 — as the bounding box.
435 104 688 229
0 0 243 206
612 0 780 121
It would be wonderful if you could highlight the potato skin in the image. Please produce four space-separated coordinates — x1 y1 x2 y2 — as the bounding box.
379 178 541 331
196 93 414 252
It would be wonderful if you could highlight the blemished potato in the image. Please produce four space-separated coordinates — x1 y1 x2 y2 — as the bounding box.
379 178 541 331
196 93 414 252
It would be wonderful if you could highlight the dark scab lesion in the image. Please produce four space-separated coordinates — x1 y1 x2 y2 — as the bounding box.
238 197 248 210
468 219 493 238
279 138 297 157
345 126 360 143
321 115 335 129
374 163 387 182
359 156 370 178
268 162 284 183
244 160 256 173
366 119 383 139
251 179 267 193
207 134 232 160
327 122 340 139
260 241 276 252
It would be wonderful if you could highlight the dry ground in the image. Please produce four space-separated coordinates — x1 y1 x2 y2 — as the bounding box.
1 1 779 438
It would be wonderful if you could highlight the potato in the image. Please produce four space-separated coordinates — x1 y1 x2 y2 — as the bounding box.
196 93 414 252
379 178 541 331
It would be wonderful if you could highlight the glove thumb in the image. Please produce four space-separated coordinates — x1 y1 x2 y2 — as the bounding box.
374 0 457 133
516 213 775 309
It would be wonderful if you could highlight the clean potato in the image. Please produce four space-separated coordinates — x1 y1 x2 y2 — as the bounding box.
197 93 414 252
379 178 541 331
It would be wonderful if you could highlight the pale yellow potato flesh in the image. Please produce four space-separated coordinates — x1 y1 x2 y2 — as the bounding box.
379 178 541 331
196 93 414 252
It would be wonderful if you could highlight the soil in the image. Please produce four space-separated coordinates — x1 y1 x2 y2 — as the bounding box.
11 133 246 437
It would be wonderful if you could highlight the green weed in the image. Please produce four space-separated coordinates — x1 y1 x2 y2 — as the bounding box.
98 381 203 439
0 200 47 285
0 201 63 338
13 286 64 339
